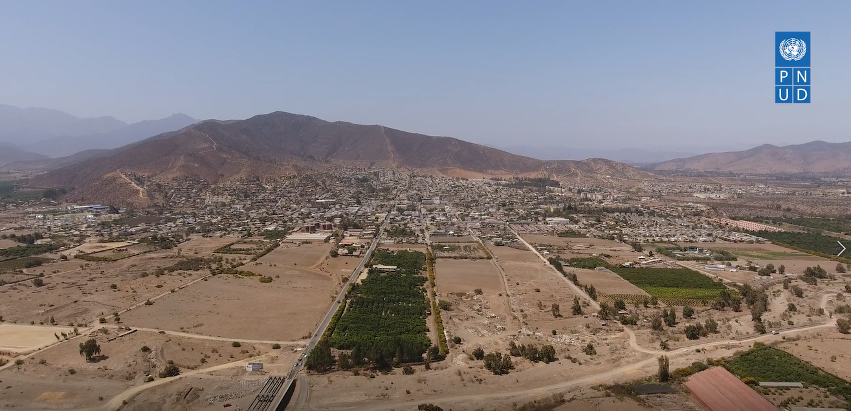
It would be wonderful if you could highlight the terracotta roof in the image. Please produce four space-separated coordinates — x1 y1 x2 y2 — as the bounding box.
684 367 777 411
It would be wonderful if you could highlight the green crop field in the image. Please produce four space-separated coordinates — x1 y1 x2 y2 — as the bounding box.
328 250 431 364
748 230 850 262
609 267 727 303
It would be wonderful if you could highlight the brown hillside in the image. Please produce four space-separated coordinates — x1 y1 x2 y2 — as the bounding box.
652 141 851 175
31 111 656 205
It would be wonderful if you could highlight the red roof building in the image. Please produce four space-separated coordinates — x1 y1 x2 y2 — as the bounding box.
684 367 777 411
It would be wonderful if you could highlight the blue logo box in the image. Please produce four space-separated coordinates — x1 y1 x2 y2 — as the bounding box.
776 32 810 103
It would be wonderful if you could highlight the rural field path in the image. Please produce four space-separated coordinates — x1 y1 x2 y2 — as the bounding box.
509 226 600 311
99 352 272 411
101 325 308 346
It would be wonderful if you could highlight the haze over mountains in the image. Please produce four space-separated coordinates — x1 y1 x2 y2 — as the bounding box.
2 105 849 205
0 104 197 158
652 141 851 176
29 111 651 205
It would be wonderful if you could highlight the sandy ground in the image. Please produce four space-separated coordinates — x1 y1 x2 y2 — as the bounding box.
0 253 206 326
0 324 76 352
573 268 648 296
434 259 502 294
72 241 136 254
0 239 19 248
0 329 285 410
120 270 333 341
775 331 852 381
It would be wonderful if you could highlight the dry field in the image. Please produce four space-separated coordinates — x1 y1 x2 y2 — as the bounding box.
72 241 136 254
434 259 502 294
0 329 286 410
120 270 333 341
0 238 19 248
0 253 205 326
264 242 329 268
775 331 851 381
525 235 644 267
0 324 76 353
572 268 648 296
433 259 513 346
430 235 476 243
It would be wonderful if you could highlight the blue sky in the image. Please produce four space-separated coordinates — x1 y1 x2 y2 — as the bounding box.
0 1 849 150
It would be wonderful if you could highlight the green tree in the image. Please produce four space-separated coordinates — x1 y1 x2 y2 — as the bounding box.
651 316 663 331
78 339 101 362
472 347 485 360
572 296 582 315
837 318 850 334
159 360 180 378
658 355 670 382
551 303 561 317
306 340 334 372
705 318 718 333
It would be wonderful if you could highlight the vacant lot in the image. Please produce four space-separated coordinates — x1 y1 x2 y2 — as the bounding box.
261 242 328 268
435 259 502 294
120 268 334 341
0 329 279 410
572 268 648 296
0 324 75 353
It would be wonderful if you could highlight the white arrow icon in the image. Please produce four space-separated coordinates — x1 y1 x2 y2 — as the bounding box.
838 241 847 257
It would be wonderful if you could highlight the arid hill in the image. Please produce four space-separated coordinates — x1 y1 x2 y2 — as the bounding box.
652 141 851 176
31 111 655 206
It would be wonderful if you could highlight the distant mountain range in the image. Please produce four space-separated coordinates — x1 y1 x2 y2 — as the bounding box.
30 111 653 206
501 145 703 165
0 104 197 158
651 141 851 176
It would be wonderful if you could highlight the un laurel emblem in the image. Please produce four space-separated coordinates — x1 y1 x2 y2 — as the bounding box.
779 38 807 61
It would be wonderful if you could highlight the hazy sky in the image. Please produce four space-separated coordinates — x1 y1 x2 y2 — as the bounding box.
1 1 849 150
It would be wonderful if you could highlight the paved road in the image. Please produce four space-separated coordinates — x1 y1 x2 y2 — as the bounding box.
272 210 392 409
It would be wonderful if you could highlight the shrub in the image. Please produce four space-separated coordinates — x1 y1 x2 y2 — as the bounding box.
232 342 241 347
159 361 180 378
67 368 76 374
144 299 153 305
583 343 596 356
472 347 485 360
141 346 151 353
402 365 415 375
271 343 281 349
452 336 462 344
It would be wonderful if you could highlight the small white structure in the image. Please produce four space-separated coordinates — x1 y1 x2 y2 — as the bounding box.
246 362 263 372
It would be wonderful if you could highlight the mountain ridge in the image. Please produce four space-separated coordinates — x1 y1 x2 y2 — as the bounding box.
651 140 851 176
30 111 653 206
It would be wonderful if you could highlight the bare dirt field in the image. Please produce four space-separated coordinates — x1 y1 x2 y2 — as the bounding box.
0 324 76 353
434 259 502 294
572 268 649 296
0 238 19 248
72 241 137 254
775 330 852 381
176 236 239 255
523 235 637 264
264 242 329 268
0 329 287 410
120 269 333 341
0 253 205 326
